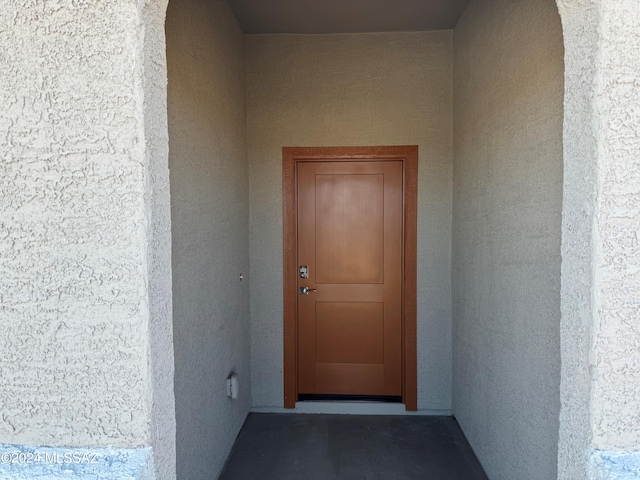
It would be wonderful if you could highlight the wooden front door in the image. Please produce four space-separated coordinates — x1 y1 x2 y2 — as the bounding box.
297 160 403 397
283 146 418 410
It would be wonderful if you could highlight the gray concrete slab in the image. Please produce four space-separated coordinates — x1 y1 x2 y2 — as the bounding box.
219 414 488 480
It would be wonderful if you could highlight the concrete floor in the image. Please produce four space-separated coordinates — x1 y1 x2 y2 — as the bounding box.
219 413 488 480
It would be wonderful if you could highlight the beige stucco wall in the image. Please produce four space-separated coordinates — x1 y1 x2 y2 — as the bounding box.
141 1 176 478
0 0 156 448
0 0 176 477
588 0 640 453
246 31 454 411
557 0 640 478
555 1 599 477
452 1 564 479
166 0 251 479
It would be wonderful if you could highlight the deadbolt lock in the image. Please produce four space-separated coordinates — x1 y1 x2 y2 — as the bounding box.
299 265 308 279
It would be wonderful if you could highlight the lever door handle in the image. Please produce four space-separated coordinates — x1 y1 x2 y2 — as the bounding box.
300 287 317 295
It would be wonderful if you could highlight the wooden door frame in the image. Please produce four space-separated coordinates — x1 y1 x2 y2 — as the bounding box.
282 145 418 411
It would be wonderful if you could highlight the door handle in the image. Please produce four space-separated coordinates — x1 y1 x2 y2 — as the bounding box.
300 287 317 295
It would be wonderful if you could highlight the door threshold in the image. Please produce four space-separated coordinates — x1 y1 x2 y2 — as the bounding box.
251 402 452 416
298 394 402 403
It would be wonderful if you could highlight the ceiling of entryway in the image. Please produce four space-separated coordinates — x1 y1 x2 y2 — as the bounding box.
227 0 472 34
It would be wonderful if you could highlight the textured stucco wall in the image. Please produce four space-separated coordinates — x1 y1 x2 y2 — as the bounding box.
452 1 564 479
587 0 640 453
558 0 640 479
557 0 640 477
166 0 251 478
1 0 155 450
140 1 176 478
555 0 600 477
246 32 454 411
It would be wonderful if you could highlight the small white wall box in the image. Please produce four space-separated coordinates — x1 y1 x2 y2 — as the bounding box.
226 373 239 399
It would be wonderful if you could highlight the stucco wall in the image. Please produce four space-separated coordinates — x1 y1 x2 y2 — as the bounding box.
555 1 600 477
0 0 154 449
452 1 564 479
166 0 251 478
587 0 640 454
140 1 176 478
246 32 454 411
556 0 640 478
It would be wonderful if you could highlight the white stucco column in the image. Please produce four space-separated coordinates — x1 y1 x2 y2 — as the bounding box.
558 0 640 478
0 0 175 479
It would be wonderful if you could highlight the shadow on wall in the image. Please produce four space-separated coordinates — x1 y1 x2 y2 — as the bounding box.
166 0 252 478
452 1 564 480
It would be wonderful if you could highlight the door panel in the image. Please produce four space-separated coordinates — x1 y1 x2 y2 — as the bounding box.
315 174 384 284
315 302 384 364
315 363 385 395
297 160 403 397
